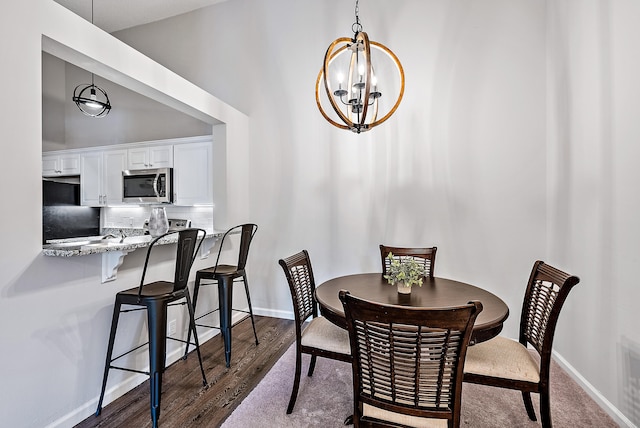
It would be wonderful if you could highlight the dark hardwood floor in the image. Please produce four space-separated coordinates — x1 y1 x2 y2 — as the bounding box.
76 316 295 428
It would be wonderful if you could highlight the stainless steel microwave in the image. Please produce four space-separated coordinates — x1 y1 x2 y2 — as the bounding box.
122 168 173 204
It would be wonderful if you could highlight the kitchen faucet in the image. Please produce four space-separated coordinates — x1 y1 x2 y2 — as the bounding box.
102 229 126 243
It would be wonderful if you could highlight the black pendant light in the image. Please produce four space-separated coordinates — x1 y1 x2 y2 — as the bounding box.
72 0 111 118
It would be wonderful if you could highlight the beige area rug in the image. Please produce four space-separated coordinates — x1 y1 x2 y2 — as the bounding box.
221 343 618 427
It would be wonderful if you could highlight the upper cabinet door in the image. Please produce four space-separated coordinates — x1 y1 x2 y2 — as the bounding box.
127 147 149 170
103 149 128 205
43 153 80 177
42 156 59 176
79 149 127 206
80 151 104 206
173 141 213 206
127 145 173 170
149 145 173 168
59 154 81 175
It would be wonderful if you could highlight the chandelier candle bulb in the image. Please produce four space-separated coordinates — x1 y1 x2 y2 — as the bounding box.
85 89 102 109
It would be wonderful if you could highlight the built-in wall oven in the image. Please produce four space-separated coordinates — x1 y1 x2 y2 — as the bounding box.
122 168 173 204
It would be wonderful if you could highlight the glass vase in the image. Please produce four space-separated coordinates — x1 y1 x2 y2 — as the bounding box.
148 206 169 237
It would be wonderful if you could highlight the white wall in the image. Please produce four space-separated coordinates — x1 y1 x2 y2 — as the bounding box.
42 52 67 149
0 1 49 426
116 0 546 332
547 0 640 424
1 0 637 426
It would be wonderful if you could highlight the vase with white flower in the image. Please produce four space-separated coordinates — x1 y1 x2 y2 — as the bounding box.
383 252 427 294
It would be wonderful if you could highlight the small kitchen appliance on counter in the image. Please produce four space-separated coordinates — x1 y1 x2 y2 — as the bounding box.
143 217 191 235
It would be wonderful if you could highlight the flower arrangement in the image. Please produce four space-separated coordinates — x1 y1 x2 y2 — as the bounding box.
383 253 427 290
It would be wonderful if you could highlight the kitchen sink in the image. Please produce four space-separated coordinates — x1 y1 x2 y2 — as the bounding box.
49 240 93 247
44 236 114 250
84 236 151 247
83 242 121 248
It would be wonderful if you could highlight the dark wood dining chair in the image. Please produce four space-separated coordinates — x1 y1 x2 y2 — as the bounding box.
339 290 482 428
463 260 580 428
95 229 208 428
184 223 258 367
278 250 352 414
379 244 438 277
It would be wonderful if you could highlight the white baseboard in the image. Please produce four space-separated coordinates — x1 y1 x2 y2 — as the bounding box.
553 350 637 427
253 306 294 320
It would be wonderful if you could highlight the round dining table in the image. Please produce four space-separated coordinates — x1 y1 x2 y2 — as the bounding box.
315 273 510 344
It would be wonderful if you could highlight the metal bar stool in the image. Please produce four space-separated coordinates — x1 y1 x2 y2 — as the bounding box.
95 228 208 428
184 223 258 367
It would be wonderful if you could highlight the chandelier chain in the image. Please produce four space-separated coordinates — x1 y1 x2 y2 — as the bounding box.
91 0 95 85
352 0 363 34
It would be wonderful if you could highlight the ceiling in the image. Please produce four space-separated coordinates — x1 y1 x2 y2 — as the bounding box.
54 0 228 33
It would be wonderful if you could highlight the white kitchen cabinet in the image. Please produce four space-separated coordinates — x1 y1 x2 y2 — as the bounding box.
80 151 102 206
42 153 80 177
127 145 173 170
80 149 128 206
173 141 213 206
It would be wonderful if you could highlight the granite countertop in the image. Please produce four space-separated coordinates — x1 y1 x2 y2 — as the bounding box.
43 229 222 257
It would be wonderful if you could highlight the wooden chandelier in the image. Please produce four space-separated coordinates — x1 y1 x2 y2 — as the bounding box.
315 1 404 133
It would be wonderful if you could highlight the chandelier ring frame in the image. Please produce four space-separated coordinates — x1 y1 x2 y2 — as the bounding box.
315 33 405 133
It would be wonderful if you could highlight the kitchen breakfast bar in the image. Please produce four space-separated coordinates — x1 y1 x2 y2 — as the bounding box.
42 229 223 282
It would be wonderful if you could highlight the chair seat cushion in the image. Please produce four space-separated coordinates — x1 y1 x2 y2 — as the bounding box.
363 404 448 428
301 316 350 355
464 336 540 383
